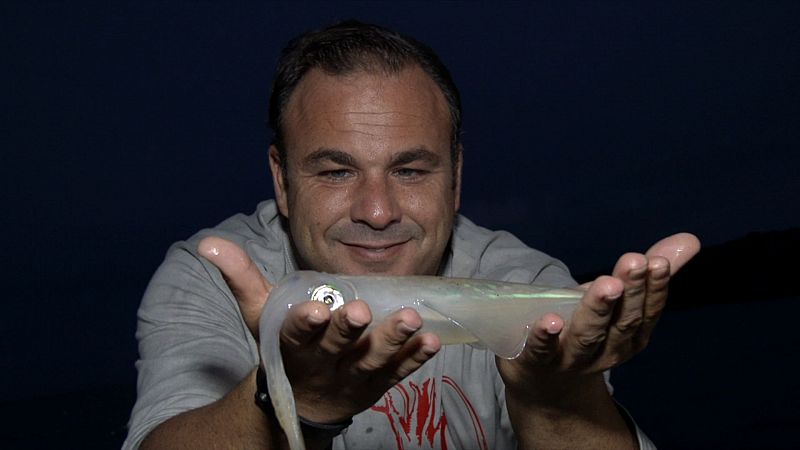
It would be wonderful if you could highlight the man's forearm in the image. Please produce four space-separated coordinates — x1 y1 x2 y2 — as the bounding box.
139 369 334 450
505 373 636 450
139 369 282 449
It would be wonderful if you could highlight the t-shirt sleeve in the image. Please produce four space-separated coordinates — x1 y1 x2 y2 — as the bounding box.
122 242 258 449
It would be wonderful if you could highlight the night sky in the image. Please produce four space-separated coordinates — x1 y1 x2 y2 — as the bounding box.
3 1 799 447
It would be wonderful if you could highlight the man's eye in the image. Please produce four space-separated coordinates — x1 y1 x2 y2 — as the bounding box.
321 169 353 180
394 168 427 179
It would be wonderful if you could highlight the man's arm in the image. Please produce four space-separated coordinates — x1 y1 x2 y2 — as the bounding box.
498 233 700 449
140 369 283 449
123 238 264 449
501 275 639 449
134 237 441 450
505 372 634 449
139 368 359 450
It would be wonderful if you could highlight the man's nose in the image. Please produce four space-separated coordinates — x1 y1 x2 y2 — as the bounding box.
350 175 402 229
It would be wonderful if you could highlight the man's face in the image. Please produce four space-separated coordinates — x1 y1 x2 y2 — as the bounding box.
269 66 461 276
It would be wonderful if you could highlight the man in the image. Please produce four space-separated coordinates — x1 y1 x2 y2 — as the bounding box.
125 21 700 449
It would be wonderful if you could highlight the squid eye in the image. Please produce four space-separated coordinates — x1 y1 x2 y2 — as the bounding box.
310 285 345 310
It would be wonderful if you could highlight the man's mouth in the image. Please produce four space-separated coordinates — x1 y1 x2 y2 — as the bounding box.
339 240 412 260
341 240 409 251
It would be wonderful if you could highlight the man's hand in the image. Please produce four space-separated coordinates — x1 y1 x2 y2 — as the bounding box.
497 232 701 402
495 233 700 449
198 237 441 425
199 237 273 341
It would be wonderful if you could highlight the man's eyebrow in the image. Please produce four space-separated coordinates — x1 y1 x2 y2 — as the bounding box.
302 148 356 167
390 148 442 166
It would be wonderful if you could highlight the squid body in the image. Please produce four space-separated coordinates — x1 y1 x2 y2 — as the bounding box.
259 270 583 450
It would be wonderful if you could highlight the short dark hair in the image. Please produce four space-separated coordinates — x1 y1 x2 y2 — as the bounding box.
268 20 462 174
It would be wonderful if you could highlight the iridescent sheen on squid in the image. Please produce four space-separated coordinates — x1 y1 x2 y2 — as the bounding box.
259 271 583 450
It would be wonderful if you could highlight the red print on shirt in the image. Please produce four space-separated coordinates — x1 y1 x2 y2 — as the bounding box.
370 376 488 450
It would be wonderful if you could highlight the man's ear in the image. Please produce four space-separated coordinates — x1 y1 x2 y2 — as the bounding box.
268 145 289 217
453 144 463 212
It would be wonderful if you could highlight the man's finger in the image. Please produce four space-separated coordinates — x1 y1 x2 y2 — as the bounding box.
198 236 272 338
316 300 372 357
645 232 701 275
349 308 423 375
562 276 623 367
279 300 332 348
605 253 648 347
521 313 564 366
383 332 441 386
636 255 671 348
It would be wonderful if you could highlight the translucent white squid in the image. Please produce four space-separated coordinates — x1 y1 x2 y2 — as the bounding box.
259 271 583 450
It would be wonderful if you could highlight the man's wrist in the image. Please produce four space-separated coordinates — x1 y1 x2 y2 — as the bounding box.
254 366 275 415
254 365 353 440
504 368 603 406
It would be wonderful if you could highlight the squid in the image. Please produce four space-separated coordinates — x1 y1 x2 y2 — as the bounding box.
259 271 583 450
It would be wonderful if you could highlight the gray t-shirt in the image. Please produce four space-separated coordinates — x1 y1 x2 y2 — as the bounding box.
124 200 654 449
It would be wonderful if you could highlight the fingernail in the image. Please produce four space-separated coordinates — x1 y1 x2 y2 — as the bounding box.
421 345 438 356
546 319 561 334
397 322 419 335
345 313 366 328
629 267 647 279
307 307 326 325
201 244 220 257
651 265 670 279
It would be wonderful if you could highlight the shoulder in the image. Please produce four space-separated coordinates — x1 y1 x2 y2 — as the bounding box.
168 200 292 285
139 200 288 328
449 215 576 287
128 203 287 448
139 200 291 331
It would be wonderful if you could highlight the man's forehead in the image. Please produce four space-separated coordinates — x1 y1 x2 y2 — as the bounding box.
282 67 451 145
286 67 448 120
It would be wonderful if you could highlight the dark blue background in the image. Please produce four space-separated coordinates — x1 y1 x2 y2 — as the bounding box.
3 2 799 448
